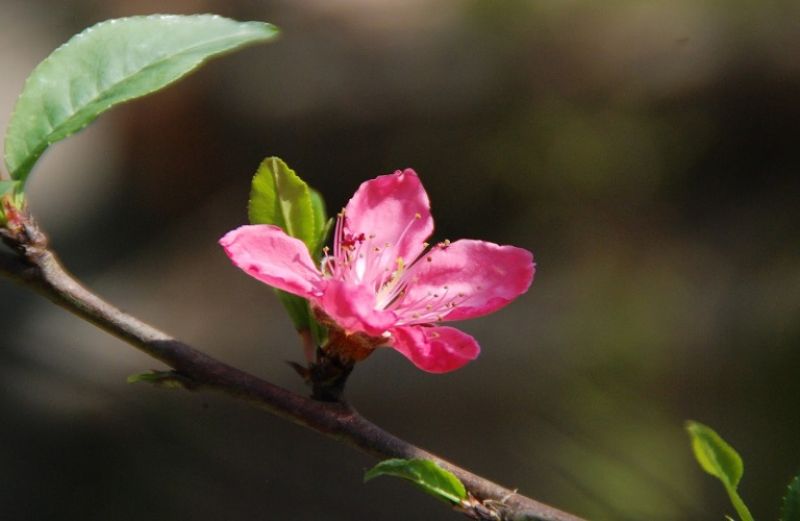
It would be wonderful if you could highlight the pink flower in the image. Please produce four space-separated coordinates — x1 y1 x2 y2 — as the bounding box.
220 169 534 373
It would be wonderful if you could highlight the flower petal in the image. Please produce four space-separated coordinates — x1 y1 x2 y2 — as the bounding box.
343 169 433 265
320 279 397 336
220 224 324 298
395 240 534 323
389 326 480 373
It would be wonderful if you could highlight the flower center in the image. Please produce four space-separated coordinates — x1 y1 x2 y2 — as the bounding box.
320 211 472 323
322 209 420 300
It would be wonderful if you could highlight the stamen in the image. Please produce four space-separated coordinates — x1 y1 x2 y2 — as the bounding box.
363 240 393 288
333 210 346 273
373 255 407 308
391 284 458 325
391 213 424 255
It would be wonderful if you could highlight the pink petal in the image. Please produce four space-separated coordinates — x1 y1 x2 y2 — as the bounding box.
343 169 433 266
320 279 397 336
389 326 480 373
395 240 534 323
220 225 324 298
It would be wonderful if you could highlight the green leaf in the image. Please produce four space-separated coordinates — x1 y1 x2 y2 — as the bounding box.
248 157 316 252
309 188 331 256
310 188 326 236
4 14 278 183
781 473 800 521
277 288 327 344
275 290 312 332
246 158 330 338
0 180 17 197
686 421 743 488
126 370 192 389
364 458 467 505
0 180 24 225
309 313 328 348
248 157 321 333
686 420 754 521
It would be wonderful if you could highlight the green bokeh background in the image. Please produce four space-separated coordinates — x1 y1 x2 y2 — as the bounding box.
1 1 798 520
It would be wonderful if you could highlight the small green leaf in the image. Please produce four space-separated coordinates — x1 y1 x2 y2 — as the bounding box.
5 15 278 183
686 421 754 521
310 189 326 235
309 188 331 256
248 157 321 333
316 218 334 259
275 290 312 332
276 289 327 343
781 473 800 521
248 157 316 252
686 421 743 488
0 180 25 225
0 180 17 197
364 458 467 505
127 370 192 389
309 316 328 348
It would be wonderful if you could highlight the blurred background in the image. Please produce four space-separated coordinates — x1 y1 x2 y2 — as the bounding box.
1 1 799 519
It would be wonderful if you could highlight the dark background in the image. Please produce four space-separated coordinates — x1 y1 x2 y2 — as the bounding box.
1 1 799 520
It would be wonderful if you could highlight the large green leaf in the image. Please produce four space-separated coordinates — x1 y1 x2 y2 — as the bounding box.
782 474 800 521
364 458 467 505
4 14 278 183
686 421 754 521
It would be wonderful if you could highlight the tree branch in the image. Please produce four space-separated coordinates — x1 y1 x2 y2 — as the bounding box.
0 215 585 521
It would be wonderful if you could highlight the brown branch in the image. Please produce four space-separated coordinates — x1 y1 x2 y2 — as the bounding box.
0 214 585 521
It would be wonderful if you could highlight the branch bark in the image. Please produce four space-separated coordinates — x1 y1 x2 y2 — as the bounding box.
0 215 585 521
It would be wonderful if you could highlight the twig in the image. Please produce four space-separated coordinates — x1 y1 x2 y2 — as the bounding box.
0 213 585 521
